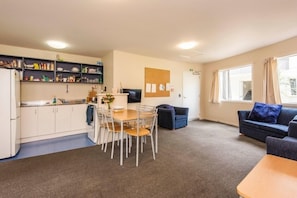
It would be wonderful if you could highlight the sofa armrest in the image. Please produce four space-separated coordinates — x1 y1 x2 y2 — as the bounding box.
174 107 189 116
293 115 297 121
237 110 250 122
266 136 297 161
288 120 297 138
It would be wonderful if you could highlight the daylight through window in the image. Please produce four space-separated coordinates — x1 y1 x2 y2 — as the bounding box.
219 65 252 101
277 55 297 103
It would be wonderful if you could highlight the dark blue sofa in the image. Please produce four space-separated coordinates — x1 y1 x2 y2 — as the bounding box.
157 104 189 130
238 107 297 142
266 118 297 161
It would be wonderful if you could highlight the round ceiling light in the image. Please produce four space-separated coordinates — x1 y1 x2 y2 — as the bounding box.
177 41 198 49
46 40 68 49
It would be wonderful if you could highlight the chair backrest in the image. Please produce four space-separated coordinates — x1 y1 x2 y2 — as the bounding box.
136 105 157 134
96 107 106 126
137 104 156 112
103 109 117 132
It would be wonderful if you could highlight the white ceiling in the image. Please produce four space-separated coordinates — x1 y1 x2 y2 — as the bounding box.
1 0 297 64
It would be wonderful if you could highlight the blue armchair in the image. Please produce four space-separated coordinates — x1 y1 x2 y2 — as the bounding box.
156 104 189 130
266 118 297 161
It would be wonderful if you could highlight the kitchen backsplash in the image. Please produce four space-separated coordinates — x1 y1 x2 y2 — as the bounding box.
21 83 102 101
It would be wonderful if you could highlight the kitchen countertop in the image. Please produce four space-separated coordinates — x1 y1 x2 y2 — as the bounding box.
20 99 95 107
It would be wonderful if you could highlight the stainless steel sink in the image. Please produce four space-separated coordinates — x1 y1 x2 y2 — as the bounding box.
21 99 86 107
21 100 51 106
58 99 86 104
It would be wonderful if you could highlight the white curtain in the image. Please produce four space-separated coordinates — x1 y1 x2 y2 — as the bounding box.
264 57 281 104
209 70 220 103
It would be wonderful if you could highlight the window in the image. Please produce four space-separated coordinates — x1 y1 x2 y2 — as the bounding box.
289 78 297 96
219 65 252 101
277 55 297 103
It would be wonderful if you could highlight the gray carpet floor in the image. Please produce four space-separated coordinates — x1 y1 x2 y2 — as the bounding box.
0 120 266 198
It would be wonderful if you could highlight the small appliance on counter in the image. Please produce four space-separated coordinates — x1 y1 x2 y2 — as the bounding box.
87 87 97 103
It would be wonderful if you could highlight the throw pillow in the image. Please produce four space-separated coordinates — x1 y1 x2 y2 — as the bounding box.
248 102 282 124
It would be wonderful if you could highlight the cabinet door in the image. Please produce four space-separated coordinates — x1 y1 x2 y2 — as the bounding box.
38 106 55 136
21 107 38 138
71 104 87 131
55 105 72 133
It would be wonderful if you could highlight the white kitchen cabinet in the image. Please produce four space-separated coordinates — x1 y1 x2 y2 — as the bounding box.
38 106 56 136
70 104 87 131
21 104 88 143
21 107 38 138
39 104 82 135
21 106 56 138
55 105 72 133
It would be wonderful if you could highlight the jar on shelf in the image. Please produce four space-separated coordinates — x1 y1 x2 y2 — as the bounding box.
50 62 54 70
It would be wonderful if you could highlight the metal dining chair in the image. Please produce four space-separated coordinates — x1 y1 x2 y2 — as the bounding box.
96 107 107 150
103 109 129 159
125 105 157 167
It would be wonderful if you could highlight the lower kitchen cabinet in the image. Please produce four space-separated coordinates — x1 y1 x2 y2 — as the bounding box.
38 106 56 136
21 104 88 142
70 104 87 131
55 105 72 133
20 107 38 138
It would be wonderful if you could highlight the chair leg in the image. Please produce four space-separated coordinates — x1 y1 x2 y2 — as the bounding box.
126 134 129 158
101 127 106 150
111 132 115 159
150 135 156 160
136 136 139 167
97 126 101 145
141 137 144 153
129 136 132 153
117 133 120 146
104 131 110 152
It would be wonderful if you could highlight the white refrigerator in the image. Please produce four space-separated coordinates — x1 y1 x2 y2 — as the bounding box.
0 68 21 159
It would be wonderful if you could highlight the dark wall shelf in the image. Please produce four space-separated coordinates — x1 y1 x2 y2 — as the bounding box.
0 55 103 84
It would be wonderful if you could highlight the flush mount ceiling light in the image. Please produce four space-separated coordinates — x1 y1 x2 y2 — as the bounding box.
46 40 68 49
177 41 198 50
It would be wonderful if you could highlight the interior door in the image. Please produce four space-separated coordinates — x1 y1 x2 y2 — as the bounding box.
183 71 200 121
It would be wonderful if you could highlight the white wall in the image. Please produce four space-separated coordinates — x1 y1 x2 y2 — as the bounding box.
0 45 202 107
105 50 202 108
21 83 100 102
101 51 114 93
201 36 297 126
0 44 100 64
4 35 297 127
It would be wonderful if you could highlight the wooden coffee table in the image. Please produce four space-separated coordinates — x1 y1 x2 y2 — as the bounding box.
237 154 297 198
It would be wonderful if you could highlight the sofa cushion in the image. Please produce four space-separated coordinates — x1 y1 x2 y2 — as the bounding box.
277 107 297 125
242 120 288 136
248 102 282 124
175 114 187 121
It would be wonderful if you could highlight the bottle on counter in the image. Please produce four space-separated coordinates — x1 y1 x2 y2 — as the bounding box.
52 96 56 104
